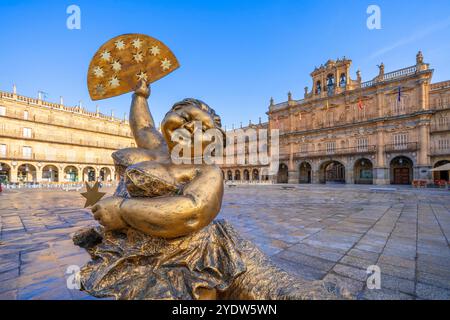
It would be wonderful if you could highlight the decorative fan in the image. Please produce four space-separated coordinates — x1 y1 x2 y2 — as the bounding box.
87 33 180 100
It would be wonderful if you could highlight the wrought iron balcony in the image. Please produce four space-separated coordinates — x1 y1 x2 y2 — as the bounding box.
293 145 377 159
430 147 450 156
431 123 450 133
384 142 418 153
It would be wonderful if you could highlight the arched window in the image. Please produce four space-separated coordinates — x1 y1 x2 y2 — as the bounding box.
326 74 335 96
316 81 322 94
339 73 347 88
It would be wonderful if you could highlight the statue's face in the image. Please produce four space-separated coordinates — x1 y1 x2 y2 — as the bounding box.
161 101 223 158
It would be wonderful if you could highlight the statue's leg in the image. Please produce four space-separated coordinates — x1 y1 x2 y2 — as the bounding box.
219 237 350 300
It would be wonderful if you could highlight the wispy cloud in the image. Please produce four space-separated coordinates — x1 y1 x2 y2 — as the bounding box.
369 16 450 60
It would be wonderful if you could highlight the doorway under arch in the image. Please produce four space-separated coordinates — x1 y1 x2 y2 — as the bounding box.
234 170 241 181
64 166 79 182
18 164 37 182
320 160 345 184
390 156 413 185
433 160 450 181
100 167 112 182
0 162 11 184
83 167 96 182
354 158 373 184
252 169 259 181
243 169 250 181
299 162 312 184
42 165 59 182
227 170 233 181
277 164 289 183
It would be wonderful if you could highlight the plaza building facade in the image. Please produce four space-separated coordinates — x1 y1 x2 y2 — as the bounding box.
0 88 135 184
220 120 271 183
268 52 450 185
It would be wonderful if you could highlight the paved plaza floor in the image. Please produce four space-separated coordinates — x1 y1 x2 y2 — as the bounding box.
0 184 449 300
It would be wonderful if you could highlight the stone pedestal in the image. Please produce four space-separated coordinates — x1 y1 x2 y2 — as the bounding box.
373 167 390 185
288 170 299 184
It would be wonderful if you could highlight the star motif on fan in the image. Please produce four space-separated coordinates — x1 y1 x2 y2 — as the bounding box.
160 58 172 71
133 52 144 63
132 38 143 49
111 60 122 72
150 45 160 56
100 50 111 62
95 84 105 95
93 66 104 78
136 71 148 82
115 40 125 50
109 76 120 88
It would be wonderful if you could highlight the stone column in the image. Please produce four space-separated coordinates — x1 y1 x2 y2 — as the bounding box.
417 118 432 180
10 165 18 183
376 90 384 117
288 141 298 184
346 162 354 184
418 80 429 111
36 166 43 183
374 126 389 184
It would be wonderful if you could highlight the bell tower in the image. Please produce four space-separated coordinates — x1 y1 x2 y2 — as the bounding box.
310 57 352 98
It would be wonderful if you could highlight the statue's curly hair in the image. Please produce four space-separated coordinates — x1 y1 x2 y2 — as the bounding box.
170 98 223 130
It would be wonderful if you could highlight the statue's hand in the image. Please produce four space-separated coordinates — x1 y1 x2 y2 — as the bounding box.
134 80 150 98
92 196 128 231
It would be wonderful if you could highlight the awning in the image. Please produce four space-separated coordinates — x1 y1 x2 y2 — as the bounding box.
431 163 450 171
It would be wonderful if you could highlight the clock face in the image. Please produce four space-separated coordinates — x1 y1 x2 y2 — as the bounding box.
87 33 180 100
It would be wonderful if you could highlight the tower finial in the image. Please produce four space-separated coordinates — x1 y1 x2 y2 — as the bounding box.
416 50 424 65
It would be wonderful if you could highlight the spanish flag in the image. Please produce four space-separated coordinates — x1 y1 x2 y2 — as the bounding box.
358 97 363 110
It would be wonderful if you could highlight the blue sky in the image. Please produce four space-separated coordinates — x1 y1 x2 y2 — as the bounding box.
1 0 450 128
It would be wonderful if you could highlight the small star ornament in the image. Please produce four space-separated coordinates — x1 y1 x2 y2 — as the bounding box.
81 182 106 208
150 45 160 56
115 40 125 50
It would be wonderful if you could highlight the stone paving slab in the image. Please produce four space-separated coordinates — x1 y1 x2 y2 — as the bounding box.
1 184 450 300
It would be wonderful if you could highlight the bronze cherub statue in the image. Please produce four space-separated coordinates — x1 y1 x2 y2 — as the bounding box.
74 34 348 300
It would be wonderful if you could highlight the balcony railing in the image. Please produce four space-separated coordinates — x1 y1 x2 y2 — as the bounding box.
384 142 418 153
431 123 450 132
0 151 114 165
430 147 450 156
430 103 450 111
0 128 130 150
292 145 377 159
383 66 417 81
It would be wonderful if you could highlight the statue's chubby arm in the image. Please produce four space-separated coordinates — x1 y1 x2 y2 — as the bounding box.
130 81 169 157
118 165 224 238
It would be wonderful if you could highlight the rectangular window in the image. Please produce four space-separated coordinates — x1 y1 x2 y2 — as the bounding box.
0 106 5 116
326 141 336 154
24 110 29 120
0 144 6 156
23 127 32 138
22 146 32 158
393 133 408 150
438 139 449 150
438 117 448 127
357 138 368 152
300 143 308 154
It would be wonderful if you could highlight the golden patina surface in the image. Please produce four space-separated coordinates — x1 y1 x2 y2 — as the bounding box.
75 34 347 300
87 34 179 100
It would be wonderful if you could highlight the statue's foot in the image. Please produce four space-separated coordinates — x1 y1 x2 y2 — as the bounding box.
73 227 103 249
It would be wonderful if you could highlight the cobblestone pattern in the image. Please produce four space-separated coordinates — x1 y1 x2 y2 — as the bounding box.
0 185 449 300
